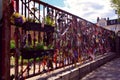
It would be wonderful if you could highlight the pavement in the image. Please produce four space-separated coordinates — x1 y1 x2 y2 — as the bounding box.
81 58 120 80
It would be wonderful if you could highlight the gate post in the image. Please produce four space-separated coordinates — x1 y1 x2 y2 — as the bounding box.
0 3 2 79
116 31 120 57
1 0 11 80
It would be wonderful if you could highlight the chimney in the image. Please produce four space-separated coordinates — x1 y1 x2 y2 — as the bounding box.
107 17 109 21
97 17 99 22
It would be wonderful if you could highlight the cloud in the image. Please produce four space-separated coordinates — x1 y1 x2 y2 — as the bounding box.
61 0 117 23
18 0 117 23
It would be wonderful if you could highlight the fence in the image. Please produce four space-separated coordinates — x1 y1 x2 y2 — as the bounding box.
9 0 115 79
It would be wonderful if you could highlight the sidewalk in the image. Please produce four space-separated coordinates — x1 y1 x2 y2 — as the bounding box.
81 58 120 80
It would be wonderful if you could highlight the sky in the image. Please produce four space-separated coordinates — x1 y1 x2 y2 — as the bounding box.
41 0 117 23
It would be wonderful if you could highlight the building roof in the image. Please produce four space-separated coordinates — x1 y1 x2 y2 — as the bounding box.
107 19 120 25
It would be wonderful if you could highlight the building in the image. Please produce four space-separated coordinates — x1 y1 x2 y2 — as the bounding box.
96 17 120 33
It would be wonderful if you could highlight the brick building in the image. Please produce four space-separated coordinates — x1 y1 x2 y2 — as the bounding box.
96 17 120 33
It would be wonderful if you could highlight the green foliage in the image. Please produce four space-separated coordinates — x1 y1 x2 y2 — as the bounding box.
35 43 44 50
10 40 15 49
111 0 120 15
43 46 48 50
45 16 55 26
47 44 53 49
35 43 53 50
23 44 33 50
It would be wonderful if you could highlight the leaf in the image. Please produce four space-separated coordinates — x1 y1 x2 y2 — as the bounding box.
35 43 44 50
111 0 120 16
45 16 55 26
10 40 15 49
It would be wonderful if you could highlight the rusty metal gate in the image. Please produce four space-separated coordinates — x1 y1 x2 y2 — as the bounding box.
1 0 116 80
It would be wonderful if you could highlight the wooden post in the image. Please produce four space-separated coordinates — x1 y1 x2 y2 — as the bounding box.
0 0 2 79
0 15 2 80
1 0 11 80
116 31 120 57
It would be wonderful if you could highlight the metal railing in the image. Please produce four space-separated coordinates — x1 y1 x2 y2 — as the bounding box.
10 0 115 79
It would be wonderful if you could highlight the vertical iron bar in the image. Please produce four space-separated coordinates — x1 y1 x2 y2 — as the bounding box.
14 28 19 80
22 0 23 15
38 57 41 73
28 0 30 18
16 0 19 12
27 59 30 77
20 29 24 78
38 4 41 73
39 4 40 21
38 4 40 43
21 57 23 78
33 1 36 74
15 0 20 79
33 31 36 74
25 0 27 17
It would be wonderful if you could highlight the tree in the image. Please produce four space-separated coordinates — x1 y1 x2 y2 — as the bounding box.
111 0 120 16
